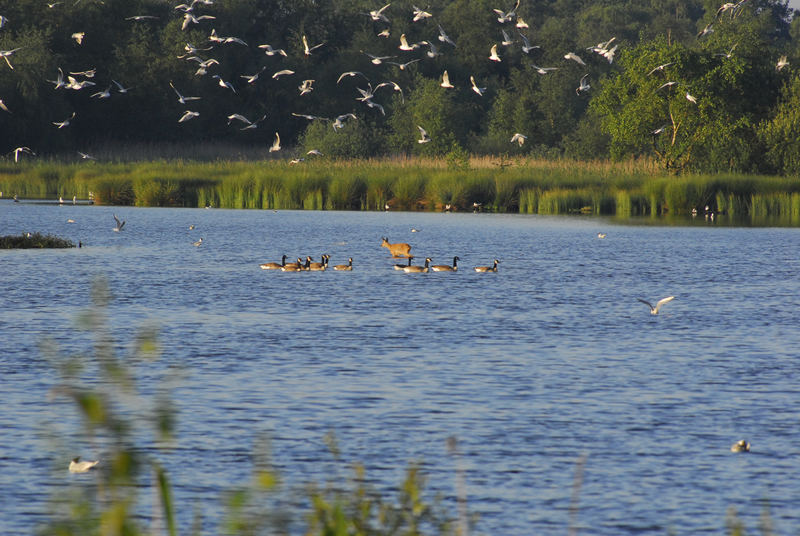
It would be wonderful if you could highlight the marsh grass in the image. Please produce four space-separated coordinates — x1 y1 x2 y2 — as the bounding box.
2 157 798 220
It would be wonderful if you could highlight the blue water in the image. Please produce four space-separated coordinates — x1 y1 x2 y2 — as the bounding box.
2 201 799 535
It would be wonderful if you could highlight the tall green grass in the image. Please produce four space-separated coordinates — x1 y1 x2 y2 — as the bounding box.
2 158 799 221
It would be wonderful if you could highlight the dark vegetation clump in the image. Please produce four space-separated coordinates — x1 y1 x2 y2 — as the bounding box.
0 232 75 249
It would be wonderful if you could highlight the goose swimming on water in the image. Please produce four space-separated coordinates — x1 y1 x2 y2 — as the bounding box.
333 257 353 271
404 257 432 273
260 254 288 270
431 256 459 272
474 259 499 272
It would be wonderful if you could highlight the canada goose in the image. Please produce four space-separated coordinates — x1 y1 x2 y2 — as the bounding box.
260 254 287 270
69 457 99 473
638 296 674 315
394 257 414 270
431 256 459 272
333 257 353 271
474 259 499 272
731 440 750 453
404 257 432 273
308 255 329 271
281 258 305 272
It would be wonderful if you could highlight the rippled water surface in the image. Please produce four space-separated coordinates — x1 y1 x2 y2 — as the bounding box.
2 202 799 535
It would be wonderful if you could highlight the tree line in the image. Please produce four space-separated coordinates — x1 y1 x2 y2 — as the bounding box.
0 0 799 174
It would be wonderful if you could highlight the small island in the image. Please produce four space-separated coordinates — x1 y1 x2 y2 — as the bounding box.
0 233 76 249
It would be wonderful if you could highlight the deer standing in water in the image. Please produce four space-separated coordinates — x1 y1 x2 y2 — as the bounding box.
381 237 412 258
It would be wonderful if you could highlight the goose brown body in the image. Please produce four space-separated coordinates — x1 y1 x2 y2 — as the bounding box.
474 259 499 272
431 256 459 272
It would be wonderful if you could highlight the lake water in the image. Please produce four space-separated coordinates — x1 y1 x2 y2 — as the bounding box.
2 201 799 535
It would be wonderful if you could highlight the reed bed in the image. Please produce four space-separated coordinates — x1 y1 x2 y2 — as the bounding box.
1 157 798 220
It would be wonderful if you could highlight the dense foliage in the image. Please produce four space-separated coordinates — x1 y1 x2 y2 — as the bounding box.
0 231 75 248
0 0 799 173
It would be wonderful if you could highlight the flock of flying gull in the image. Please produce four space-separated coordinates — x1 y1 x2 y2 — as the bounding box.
1 0 780 161
1 0 561 159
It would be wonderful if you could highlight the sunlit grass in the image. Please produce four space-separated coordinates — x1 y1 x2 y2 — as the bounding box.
1 156 798 220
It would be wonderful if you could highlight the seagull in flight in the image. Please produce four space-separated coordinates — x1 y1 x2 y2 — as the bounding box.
179 110 199 122
519 33 539 54
0 47 22 69
240 114 266 130
78 151 95 160
576 74 590 94
71 32 85 44
376 80 403 102
417 125 431 144
48 68 66 89
638 296 674 315
227 113 252 126
240 67 266 84
412 5 432 21
0 99 10 113
113 214 126 232
489 44 502 62
298 79 315 95
648 62 675 75
776 55 789 71
90 85 112 98
651 124 669 135
440 70 454 88
292 112 329 121
437 25 456 47
470 75 486 96
112 80 132 93
420 40 441 58
365 3 391 22
386 58 420 70
212 75 235 92
52 112 75 128
337 71 368 84
657 81 677 91
182 13 215 31
272 69 295 79
65 76 95 90
531 64 558 75
564 52 586 66
12 146 34 162
510 133 527 146
258 44 287 56
363 51 395 65
332 113 356 131
398 33 419 51
169 81 201 103
493 0 520 24
302 35 325 56
685 92 697 104
269 132 281 152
